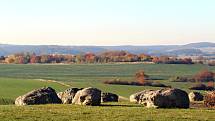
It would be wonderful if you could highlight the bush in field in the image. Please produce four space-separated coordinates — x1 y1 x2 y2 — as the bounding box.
194 69 214 82
103 79 130 85
151 82 170 87
204 91 215 108
103 79 146 86
189 83 207 90
135 70 149 84
103 79 169 87
170 70 215 83
208 81 214 88
189 83 214 91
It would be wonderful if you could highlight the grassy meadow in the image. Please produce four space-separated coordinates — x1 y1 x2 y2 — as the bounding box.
0 63 214 82
0 63 214 120
0 103 215 121
0 63 214 101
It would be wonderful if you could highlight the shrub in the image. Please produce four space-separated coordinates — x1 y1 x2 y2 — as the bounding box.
189 83 214 91
135 70 149 84
208 81 214 88
103 79 130 85
103 79 150 86
189 83 207 90
194 69 215 82
151 82 171 87
206 81 215 91
103 79 169 87
204 91 215 108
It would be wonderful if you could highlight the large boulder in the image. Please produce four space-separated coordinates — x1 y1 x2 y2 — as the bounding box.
101 92 118 102
189 92 204 102
15 87 61 106
72 87 101 106
57 88 83 104
204 91 215 108
138 88 190 108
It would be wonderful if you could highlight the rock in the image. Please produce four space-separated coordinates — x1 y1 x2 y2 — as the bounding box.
101 92 118 102
72 87 101 106
138 88 190 108
130 90 152 103
57 92 63 99
15 87 61 106
189 92 204 102
57 88 83 104
204 91 215 108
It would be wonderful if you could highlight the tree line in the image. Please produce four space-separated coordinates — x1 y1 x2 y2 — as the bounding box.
0 51 193 64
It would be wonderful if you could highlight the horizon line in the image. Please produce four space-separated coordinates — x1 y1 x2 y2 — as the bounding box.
0 41 214 46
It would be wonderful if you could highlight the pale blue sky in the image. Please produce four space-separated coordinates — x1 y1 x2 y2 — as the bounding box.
0 0 214 45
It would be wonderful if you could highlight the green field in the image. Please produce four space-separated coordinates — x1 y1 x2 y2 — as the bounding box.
0 103 214 121
0 63 214 101
0 64 214 121
0 64 214 82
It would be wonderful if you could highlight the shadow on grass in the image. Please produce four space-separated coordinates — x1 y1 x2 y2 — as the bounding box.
100 104 143 107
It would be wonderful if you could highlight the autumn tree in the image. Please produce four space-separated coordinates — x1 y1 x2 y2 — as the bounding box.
75 54 85 63
152 57 160 64
207 81 214 88
40 55 50 63
194 69 215 82
182 58 193 64
15 56 25 64
125 53 138 62
135 70 149 84
30 54 41 63
139 54 152 62
85 52 96 63
64 54 75 63
5 55 15 63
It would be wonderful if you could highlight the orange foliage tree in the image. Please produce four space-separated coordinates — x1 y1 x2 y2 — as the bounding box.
194 69 215 82
135 70 149 84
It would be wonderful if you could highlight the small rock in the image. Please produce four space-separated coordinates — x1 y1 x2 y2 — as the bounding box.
189 92 204 102
101 92 118 102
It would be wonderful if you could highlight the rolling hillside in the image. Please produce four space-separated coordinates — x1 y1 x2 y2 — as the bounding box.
0 42 214 56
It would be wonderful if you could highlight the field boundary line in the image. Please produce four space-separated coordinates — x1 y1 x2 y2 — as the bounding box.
34 79 71 87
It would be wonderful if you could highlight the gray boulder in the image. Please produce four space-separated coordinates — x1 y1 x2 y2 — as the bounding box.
15 87 61 106
72 87 101 106
57 88 83 104
101 92 118 102
189 92 204 102
138 88 190 108
130 90 152 103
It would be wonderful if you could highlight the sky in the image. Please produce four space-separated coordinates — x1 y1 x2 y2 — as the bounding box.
0 0 214 45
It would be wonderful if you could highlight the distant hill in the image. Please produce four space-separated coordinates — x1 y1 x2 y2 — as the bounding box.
182 42 215 48
0 42 214 56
